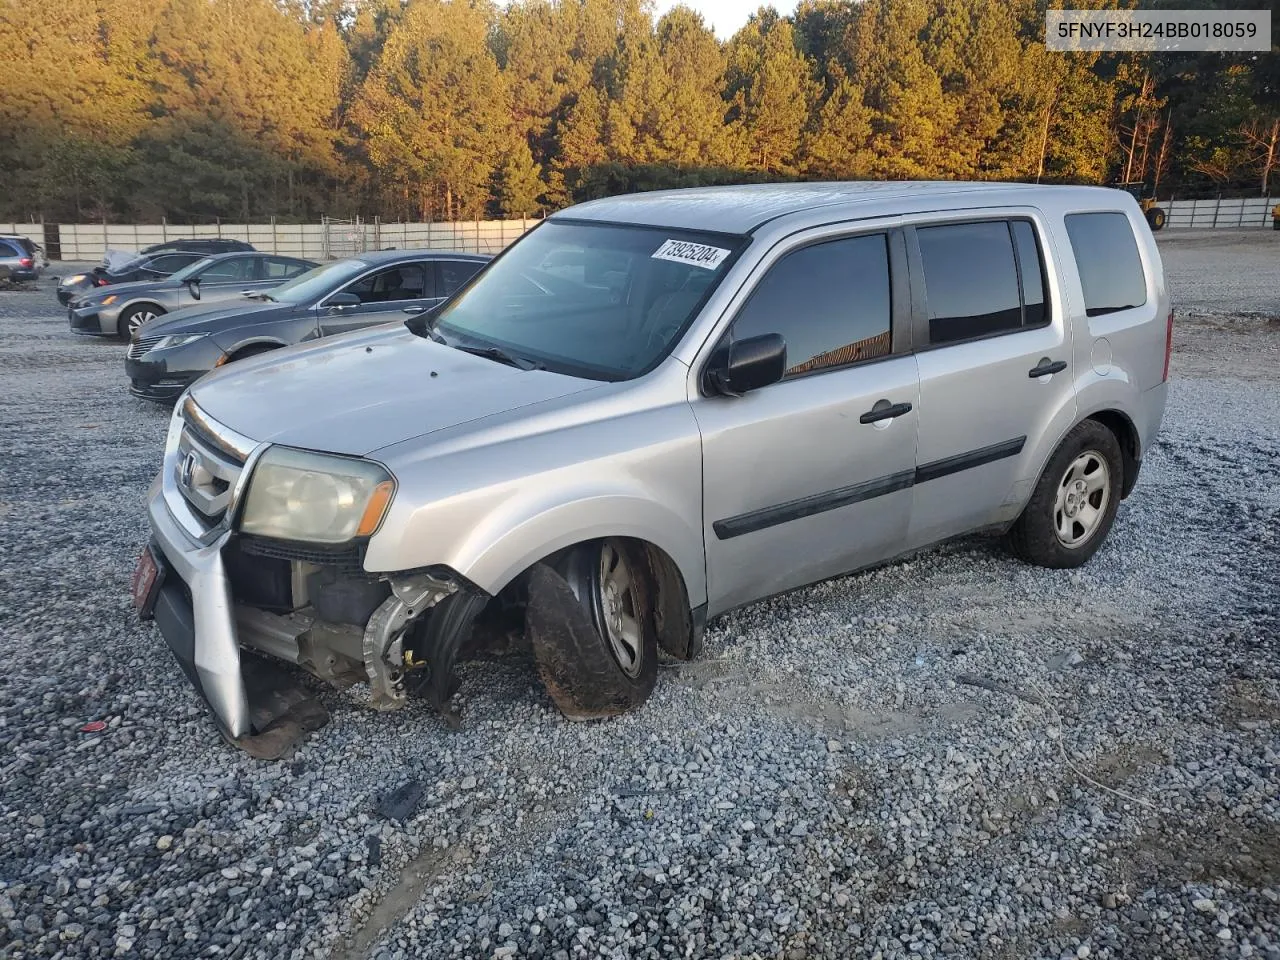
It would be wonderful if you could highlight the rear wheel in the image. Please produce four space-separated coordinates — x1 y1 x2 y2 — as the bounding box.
118 305 162 341
526 538 658 720
1008 420 1123 568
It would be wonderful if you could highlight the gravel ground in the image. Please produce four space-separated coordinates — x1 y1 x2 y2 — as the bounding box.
1 237 1278 960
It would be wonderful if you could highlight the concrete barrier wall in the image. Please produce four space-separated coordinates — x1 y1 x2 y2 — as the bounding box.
1163 197 1277 229
48 219 540 262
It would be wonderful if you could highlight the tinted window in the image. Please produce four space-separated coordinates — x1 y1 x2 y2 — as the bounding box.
1064 212 1147 317
146 253 200 274
1011 221 1047 327
730 234 892 377
918 222 1022 344
197 257 255 283
0 240 19 257
263 257 309 280
344 264 429 303
439 259 483 296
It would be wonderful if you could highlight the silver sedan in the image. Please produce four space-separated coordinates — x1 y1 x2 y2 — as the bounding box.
67 252 315 340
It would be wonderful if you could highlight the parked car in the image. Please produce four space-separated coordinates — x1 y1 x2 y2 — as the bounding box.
125 251 490 403
68 252 316 340
133 182 1170 755
0 236 40 282
58 251 210 305
139 239 255 257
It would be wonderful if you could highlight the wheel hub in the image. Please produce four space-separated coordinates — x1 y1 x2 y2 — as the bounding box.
1053 450 1111 547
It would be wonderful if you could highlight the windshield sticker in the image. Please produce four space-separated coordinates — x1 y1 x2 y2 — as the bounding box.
651 239 730 271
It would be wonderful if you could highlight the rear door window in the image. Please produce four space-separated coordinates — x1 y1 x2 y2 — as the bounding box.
1064 212 1147 316
729 234 893 377
0 240 18 257
438 259 483 296
917 221 1024 345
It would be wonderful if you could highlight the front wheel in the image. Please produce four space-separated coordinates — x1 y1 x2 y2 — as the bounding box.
526 538 658 720
1008 420 1123 569
1146 207 1166 231
118 305 162 341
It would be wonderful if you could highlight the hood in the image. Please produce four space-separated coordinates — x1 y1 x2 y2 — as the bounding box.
189 324 599 457
140 299 297 337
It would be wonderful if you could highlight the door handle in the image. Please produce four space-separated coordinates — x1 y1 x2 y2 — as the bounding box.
402 305 427 315
859 401 913 424
1028 359 1067 378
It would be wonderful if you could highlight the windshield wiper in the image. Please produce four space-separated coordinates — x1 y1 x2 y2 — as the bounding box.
451 342 543 371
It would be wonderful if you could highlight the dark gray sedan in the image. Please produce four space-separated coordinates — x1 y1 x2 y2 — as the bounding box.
69 252 316 340
124 250 490 402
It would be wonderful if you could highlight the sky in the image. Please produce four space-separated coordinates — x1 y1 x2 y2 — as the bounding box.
652 0 800 38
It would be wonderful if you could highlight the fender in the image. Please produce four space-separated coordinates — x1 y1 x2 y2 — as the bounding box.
1009 371 1146 518
365 481 708 609
118 298 167 316
224 336 287 358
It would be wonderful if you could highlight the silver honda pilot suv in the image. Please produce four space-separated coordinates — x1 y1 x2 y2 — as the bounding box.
135 182 1170 755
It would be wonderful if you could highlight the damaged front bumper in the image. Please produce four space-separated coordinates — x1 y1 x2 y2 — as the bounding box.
142 404 489 757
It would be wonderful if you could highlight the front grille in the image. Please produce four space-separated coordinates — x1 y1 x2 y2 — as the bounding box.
240 535 366 574
128 335 163 359
174 416 245 527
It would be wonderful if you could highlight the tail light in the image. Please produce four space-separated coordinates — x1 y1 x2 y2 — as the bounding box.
18 257 32 268
1162 310 1173 382
94 276 110 286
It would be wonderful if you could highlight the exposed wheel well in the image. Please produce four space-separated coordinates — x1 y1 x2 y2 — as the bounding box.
505 537 701 661
1086 411 1140 499
227 342 283 362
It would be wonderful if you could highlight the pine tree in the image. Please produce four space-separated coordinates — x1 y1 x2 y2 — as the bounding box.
724 9 816 174
350 0 510 220
496 140 545 217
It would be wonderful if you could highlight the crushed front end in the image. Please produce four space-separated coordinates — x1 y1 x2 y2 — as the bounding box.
136 396 488 758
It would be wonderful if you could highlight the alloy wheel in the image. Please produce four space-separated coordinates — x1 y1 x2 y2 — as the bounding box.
1054 450 1111 547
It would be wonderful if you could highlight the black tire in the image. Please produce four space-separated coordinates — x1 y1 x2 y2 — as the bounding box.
526 539 658 720
1146 207 1166 231
1009 420 1123 569
117 304 164 341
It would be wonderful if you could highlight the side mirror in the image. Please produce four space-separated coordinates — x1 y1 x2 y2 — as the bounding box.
187 278 201 300
326 292 361 310
705 333 786 397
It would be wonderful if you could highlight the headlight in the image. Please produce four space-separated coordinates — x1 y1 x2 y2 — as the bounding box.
101 295 118 305
154 333 209 350
240 447 394 544
63 274 86 285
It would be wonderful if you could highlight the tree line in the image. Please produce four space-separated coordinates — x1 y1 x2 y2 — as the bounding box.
0 0 1276 224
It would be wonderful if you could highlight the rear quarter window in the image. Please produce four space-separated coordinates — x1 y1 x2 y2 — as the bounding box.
1064 212 1147 317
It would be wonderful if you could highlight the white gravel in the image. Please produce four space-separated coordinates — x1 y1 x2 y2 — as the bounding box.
1 242 1278 960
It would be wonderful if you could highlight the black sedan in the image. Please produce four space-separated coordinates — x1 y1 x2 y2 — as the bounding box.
125 250 490 402
57 240 257 305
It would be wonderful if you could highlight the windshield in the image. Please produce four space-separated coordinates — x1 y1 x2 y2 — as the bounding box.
169 257 214 282
432 221 745 380
267 258 372 304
